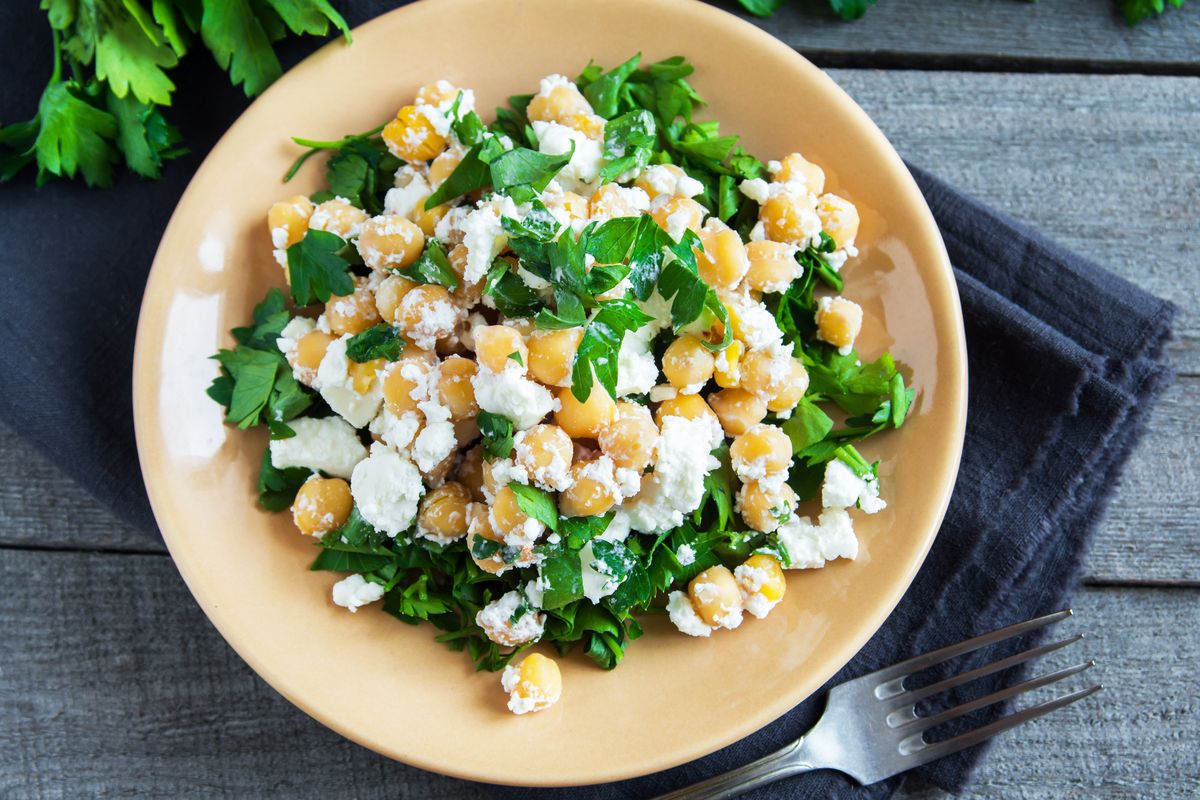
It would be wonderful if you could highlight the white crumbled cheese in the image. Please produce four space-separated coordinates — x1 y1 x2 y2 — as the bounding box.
667 590 712 637
313 336 384 428
384 169 432 219
523 576 547 609
486 457 531 502
580 540 622 603
824 248 850 273
517 263 552 292
775 508 858 569
692 580 743 629
513 431 573 492
537 73 574 96
492 506 545 548
767 159 783 174
276 316 316 382
639 164 703 199
413 398 456 475
734 563 780 619
822 459 887 514
615 326 659 397
623 416 720 534
589 185 650 222
727 293 784 350
501 660 560 715
462 199 517 285
472 364 556 430
434 204 471 246
664 208 693 243
531 120 604 194
676 544 696 566
749 220 767 242
331 574 385 613
350 444 423 537
368 407 421 451
739 178 771 204
476 590 545 647
268 416 367 479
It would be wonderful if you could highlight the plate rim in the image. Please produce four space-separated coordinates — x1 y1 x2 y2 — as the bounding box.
132 0 968 785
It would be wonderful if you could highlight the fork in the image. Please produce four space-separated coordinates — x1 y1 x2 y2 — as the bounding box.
655 609 1100 799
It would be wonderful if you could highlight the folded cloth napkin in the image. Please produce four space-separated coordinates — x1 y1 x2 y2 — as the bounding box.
0 4 1175 797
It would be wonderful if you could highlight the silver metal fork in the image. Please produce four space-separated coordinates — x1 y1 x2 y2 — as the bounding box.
656 609 1100 799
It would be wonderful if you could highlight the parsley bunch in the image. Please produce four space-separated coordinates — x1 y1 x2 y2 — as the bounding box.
737 0 1188 24
0 0 350 188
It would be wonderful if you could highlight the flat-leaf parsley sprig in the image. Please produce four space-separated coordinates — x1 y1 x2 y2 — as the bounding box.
0 0 351 188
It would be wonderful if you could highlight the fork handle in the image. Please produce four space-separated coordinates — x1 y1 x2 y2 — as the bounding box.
652 738 818 800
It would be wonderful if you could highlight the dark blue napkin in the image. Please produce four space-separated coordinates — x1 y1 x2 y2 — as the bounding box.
0 3 1174 797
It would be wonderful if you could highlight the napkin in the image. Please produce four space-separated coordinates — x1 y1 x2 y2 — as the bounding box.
0 3 1175 797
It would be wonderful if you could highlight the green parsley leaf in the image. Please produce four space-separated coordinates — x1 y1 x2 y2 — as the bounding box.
106 90 184 179
285 229 354 306
483 257 544 318
231 287 290 350
256 446 309 511
538 546 585 610
488 143 574 201
423 137 503 208
34 81 118 187
737 0 790 16
263 0 352 41
598 109 656 182
323 137 401 216
200 0 282 97
477 411 514 460
212 347 279 428
781 398 835 452
570 297 653 402
581 53 641 119
507 483 559 532
94 11 178 106
829 0 879 20
394 238 460 291
345 323 406 363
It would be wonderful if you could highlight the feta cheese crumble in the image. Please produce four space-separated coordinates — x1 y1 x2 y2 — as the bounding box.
350 444 423 537
775 508 858 570
666 590 712 637
313 335 384 428
268 416 367 480
331 574 385 613
822 459 887 514
476 590 545 647
623 416 721 534
472 363 556 430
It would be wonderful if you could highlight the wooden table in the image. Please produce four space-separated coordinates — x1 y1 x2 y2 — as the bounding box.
1 1 1196 796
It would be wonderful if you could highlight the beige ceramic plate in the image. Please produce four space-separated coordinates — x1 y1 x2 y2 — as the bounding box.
133 0 967 786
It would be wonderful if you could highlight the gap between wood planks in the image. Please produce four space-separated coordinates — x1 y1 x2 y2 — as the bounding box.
806 50 1200 78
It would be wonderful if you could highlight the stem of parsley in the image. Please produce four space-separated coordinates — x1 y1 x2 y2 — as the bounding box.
282 123 388 182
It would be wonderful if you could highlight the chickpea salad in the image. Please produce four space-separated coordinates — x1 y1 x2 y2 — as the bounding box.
207 54 913 716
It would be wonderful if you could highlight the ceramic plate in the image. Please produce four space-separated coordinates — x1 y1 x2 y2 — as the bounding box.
133 0 967 785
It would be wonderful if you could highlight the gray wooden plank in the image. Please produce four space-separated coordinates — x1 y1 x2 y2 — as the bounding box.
743 0 1200 72
0 548 1194 798
829 70 1200 376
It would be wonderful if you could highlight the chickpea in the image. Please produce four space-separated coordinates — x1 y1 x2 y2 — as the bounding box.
598 402 658 471
416 80 460 108
713 340 743 389
634 163 687 201
730 423 793 481
382 104 447 162
455 444 486 501
428 148 462 189
588 183 649 220
766 359 810 413
437 356 478 420
513 424 573 487
650 196 707 240
739 348 790 399
396 284 458 348
654 392 719 430
356 215 425 271
815 296 863 351
558 459 617 518
709 388 768 437
447 244 484 308
527 328 582 387
554 385 617 440
374 275 420 324
543 190 589 224
325 280 381 336
267 195 314 248
688 565 744 629
418 482 471 540
474 325 528 373
293 330 334 381
308 197 368 239
559 112 605 140
745 240 799 294
760 191 820 245
696 228 750 291
292 476 352 536
504 652 562 714
527 84 593 123
467 503 509 575
381 358 430 415
736 553 788 608
660 334 715 393
491 485 540 540
348 358 385 394
414 200 449 239
816 193 860 249
774 153 826 195
737 480 798 533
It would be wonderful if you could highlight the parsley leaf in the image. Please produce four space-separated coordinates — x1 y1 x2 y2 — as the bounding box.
345 324 405 363
394 239 460 291
537 546 584 610
200 0 282 97
477 411 514 460
106 91 184 179
423 137 503 208
285 230 354 306
34 81 118 187
483 258 544 318
829 0 880 21
581 53 641 119
256 445 309 511
507 483 559 532
488 144 574 202
570 298 653 401
599 109 656 182
94 11 178 106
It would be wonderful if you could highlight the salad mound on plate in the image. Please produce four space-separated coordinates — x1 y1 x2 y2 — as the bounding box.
207 54 913 716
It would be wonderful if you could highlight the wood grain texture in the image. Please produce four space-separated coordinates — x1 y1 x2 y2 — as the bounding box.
719 0 1200 73
0 548 1194 798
